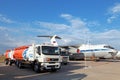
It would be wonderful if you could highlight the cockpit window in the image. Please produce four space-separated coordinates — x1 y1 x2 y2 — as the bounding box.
104 46 114 49
42 46 59 55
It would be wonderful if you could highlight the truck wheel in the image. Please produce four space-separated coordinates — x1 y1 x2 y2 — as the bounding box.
18 62 22 69
51 69 57 72
15 60 19 67
31 63 34 71
34 62 40 73
64 63 67 65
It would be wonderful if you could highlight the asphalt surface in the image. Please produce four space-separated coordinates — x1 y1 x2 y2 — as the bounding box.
0 60 120 80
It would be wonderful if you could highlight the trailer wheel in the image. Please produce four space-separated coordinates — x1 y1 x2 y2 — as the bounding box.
9 61 12 66
4 59 9 65
34 62 40 73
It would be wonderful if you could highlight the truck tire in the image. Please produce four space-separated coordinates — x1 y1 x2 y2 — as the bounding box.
18 62 23 69
15 60 19 67
51 69 57 72
34 62 40 73
64 63 67 65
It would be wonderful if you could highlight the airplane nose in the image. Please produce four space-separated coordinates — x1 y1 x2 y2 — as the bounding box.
109 49 118 58
114 50 118 54
116 50 118 54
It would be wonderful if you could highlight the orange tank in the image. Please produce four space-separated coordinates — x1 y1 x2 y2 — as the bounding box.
13 46 29 60
4 50 11 59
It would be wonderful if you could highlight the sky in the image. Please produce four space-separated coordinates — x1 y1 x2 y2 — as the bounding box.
0 0 120 54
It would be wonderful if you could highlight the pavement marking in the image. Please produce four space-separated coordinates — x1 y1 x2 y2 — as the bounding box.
0 74 5 76
71 78 81 80
14 73 49 79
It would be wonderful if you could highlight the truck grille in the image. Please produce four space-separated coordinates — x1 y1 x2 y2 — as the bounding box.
50 58 59 61
47 65 58 67
63 57 68 59
49 62 55 64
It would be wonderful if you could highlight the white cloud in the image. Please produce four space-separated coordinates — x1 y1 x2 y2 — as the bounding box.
107 3 120 23
61 14 73 20
61 14 86 29
1 13 120 53
87 21 100 27
0 26 37 53
35 21 69 30
107 16 116 23
35 14 90 40
93 30 120 40
0 14 15 23
34 14 120 51
110 3 120 14
0 14 90 49
0 26 8 31
34 14 91 45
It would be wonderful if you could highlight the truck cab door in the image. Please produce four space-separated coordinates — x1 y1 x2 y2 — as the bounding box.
35 46 42 62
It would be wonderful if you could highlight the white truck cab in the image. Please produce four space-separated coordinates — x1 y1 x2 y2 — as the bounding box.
25 43 61 72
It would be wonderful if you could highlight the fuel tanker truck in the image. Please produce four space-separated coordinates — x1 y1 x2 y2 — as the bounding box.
4 35 62 72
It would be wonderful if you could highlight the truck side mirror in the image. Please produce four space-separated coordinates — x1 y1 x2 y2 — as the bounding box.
36 46 41 55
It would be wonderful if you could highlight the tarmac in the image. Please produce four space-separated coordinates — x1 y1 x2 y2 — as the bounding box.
79 60 120 80
0 60 120 80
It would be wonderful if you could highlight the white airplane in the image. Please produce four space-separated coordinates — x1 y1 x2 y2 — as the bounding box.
68 44 118 60
37 35 118 61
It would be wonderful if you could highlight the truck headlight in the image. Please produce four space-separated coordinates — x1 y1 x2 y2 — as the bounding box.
46 58 51 62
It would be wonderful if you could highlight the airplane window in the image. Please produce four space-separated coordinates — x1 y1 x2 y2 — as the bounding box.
94 49 99 51
101 49 107 51
86 50 93 52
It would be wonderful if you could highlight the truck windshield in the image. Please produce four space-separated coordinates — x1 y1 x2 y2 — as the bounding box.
42 46 59 55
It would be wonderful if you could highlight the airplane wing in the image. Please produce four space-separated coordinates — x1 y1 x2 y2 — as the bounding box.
70 45 80 48
59 46 70 49
60 45 81 49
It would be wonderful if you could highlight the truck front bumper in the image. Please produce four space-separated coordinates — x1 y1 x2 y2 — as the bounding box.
41 62 61 70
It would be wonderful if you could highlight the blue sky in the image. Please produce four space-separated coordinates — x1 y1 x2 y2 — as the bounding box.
0 0 120 53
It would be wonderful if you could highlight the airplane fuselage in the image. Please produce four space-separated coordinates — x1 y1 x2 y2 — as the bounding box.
69 44 117 60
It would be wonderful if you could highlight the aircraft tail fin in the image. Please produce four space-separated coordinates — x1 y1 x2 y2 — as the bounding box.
37 35 61 46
